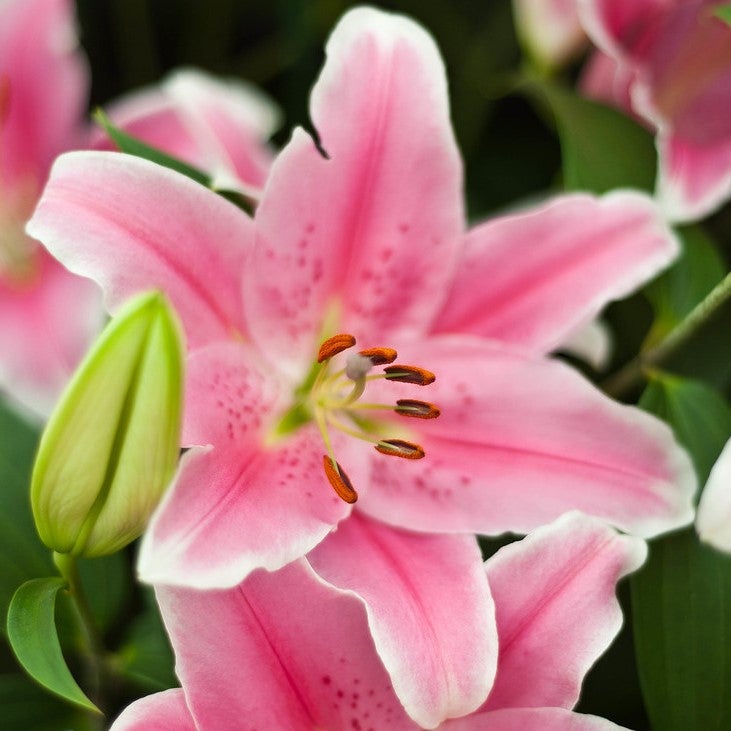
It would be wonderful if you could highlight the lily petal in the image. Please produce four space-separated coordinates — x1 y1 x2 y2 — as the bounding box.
444 706 627 730
0 250 101 417
0 0 88 182
155 560 419 730
697 437 731 553
359 335 696 538
110 689 194 731
309 513 496 728
434 192 678 355
27 151 252 348
246 7 463 376
139 341 364 588
484 512 646 710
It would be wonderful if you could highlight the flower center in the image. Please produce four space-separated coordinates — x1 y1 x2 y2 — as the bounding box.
275 333 439 504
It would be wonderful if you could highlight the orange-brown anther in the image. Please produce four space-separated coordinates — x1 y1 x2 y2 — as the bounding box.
322 456 358 503
384 365 436 386
359 347 398 366
375 439 425 460
395 399 441 419
317 333 357 363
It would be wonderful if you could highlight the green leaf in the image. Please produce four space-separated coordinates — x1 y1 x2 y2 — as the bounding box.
93 109 253 214
94 108 209 186
645 225 725 345
523 80 657 193
632 373 731 730
714 5 731 26
0 402 52 633
6 578 99 712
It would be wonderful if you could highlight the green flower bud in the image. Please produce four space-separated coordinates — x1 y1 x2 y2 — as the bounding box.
31 291 184 558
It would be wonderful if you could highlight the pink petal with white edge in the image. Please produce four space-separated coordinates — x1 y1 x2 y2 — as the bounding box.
484 512 646 710
309 513 496 728
138 433 363 589
358 335 696 538
0 0 88 183
434 192 678 356
444 707 627 730
164 67 278 192
140 342 367 588
156 560 420 730
246 7 463 376
110 689 194 731
697 437 731 553
27 152 252 348
0 248 101 417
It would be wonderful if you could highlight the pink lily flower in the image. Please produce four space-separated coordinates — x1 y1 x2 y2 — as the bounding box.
696 437 731 552
28 6 695 720
0 0 100 416
578 0 731 222
110 512 644 730
96 66 280 196
513 0 589 72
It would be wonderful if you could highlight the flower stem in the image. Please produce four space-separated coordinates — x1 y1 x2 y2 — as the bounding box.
53 552 107 719
603 269 731 398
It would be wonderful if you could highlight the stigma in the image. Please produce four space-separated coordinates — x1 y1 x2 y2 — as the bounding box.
311 333 439 503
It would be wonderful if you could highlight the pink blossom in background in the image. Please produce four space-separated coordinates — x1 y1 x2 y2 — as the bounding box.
110 512 644 730
97 66 280 196
579 0 731 222
0 0 99 416
513 0 588 71
696 437 731 553
28 7 697 722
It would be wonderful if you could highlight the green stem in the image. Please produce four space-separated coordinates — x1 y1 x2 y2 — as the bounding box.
603 269 731 398
53 553 106 717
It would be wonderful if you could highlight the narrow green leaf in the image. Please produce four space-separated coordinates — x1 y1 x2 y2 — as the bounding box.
523 80 656 193
645 225 725 345
94 108 210 186
632 373 731 730
6 578 99 712
714 5 731 26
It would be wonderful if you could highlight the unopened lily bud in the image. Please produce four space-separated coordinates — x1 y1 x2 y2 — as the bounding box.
31 291 184 558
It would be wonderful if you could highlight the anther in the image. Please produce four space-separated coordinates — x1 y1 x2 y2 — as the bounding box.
318 333 356 363
322 456 358 503
375 439 425 459
359 347 398 366
394 399 440 419
384 365 436 386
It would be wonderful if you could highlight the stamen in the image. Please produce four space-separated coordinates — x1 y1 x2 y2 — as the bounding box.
395 399 440 419
322 456 358 503
318 333 356 363
375 439 425 459
384 365 436 386
359 347 398 366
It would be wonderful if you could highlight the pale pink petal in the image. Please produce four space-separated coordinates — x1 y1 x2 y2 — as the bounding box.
697 437 731 553
139 342 364 588
27 151 252 348
433 192 678 355
444 707 626 730
0 0 88 183
246 7 463 377
164 67 278 192
358 335 696 538
559 318 612 371
513 0 588 70
309 513 496 728
484 512 646 710
0 249 101 417
110 689 194 731
579 50 638 121
156 560 420 730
